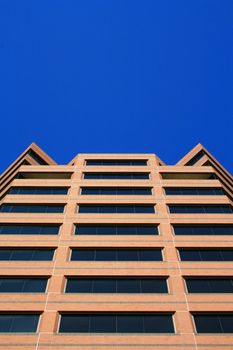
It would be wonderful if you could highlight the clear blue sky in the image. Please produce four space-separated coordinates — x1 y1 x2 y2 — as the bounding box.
0 1 232 173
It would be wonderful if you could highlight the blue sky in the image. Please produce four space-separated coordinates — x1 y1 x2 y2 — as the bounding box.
0 1 232 173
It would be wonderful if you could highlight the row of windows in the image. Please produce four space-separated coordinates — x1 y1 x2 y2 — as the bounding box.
15 171 218 181
59 313 174 333
81 187 152 195
1 224 233 236
7 186 226 196
165 187 225 196
75 225 158 235
169 205 233 214
0 204 64 213
84 172 149 179
78 205 155 214
1 204 232 214
8 187 68 195
0 277 232 294
0 313 232 333
86 159 148 166
0 224 60 235
0 248 232 261
71 249 162 261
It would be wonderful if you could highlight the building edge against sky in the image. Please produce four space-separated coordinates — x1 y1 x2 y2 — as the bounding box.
0 143 232 349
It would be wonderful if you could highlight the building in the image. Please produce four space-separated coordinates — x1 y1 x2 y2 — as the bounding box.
0 143 232 350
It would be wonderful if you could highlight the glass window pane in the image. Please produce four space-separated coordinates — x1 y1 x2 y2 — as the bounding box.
0 315 12 332
23 279 47 292
179 250 201 261
220 315 233 332
200 250 222 261
95 250 116 261
221 250 233 261
33 249 54 261
10 314 39 332
117 206 134 213
186 279 211 293
90 315 116 332
135 206 154 213
117 226 136 235
117 315 143 333
117 279 140 293
194 315 222 333
117 250 138 261
71 250 95 261
93 279 116 293
0 250 12 260
209 279 233 293
12 250 34 260
0 279 24 293
66 279 92 293
139 250 162 261
141 279 168 293
99 206 116 213
59 315 89 332
144 315 174 333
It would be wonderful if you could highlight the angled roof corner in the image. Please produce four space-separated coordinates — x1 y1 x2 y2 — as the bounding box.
0 142 57 181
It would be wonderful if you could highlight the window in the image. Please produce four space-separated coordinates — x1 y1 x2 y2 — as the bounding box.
84 173 149 180
0 249 54 261
179 249 233 261
193 314 233 333
0 314 40 333
0 204 64 213
71 248 163 261
165 188 225 196
0 278 48 293
185 278 233 293
75 225 158 235
0 224 60 235
8 187 68 195
16 172 72 180
86 160 147 166
173 225 233 236
78 205 155 214
28 150 48 165
59 313 174 333
81 187 152 195
185 150 206 166
169 205 232 214
161 173 217 180
65 278 168 293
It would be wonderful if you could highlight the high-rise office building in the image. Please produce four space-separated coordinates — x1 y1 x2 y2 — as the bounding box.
0 143 232 350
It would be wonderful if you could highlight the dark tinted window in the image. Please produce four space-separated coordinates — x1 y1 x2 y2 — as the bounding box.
75 225 158 236
173 225 233 236
71 249 163 261
179 249 233 261
81 187 152 195
185 151 205 166
0 278 48 293
0 204 64 213
84 173 149 180
169 205 232 214
0 314 40 332
78 205 155 214
8 187 68 195
186 278 233 293
66 278 168 293
165 188 225 196
86 160 147 166
193 314 233 333
28 150 48 165
0 249 54 261
0 224 60 235
59 313 174 333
